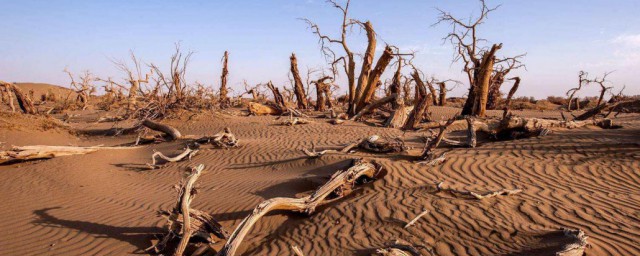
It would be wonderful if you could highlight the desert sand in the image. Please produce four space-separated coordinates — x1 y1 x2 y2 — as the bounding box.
0 101 638 255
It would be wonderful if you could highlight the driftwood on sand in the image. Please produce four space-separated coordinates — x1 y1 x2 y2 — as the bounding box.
556 228 589 256
435 181 522 200
142 119 183 140
148 164 229 255
302 135 407 158
217 159 383 256
0 145 140 165
148 147 198 168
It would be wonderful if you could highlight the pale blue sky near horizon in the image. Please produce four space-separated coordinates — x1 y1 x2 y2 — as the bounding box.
1 0 638 98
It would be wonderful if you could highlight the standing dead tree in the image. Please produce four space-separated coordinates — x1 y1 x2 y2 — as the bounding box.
0 81 36 114
290 53 309 109
486 57 525 109
303 0 394 117
566 71 589 111
402 70 432 130
112 52 152 114
64 69 96 110
502 77 521 118
587 71 614 107
219 51 230 109
436 0 524 117
313 76 334 111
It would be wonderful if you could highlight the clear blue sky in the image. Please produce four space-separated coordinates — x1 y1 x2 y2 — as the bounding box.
1 0 638 98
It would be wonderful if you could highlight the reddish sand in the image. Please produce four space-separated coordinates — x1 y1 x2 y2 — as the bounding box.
0 106 638 255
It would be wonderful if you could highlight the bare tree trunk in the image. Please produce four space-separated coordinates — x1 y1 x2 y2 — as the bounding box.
403 72 431 130
487 73 505 110
290 53 308 109
438 82 447 106
1 82 36 114
355 21 376 107
426 81 438 106
219 51 230 109
471 44 501 117
266 81 286 109
356 46 394 112
502 77 520 118
0 83 16 112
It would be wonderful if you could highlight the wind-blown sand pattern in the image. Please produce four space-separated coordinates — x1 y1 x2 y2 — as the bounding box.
0 108 638 255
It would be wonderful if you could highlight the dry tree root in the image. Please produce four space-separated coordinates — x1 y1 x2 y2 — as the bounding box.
148 164 229 255
418 117 456 163
148 147 198 169
280 115 311 126
192 128 239 148
142 119 182 140
556 228 589 256
0 145 141 165
376 241 421 256
435 181 522 200
301 136 407 158
216 159 384 256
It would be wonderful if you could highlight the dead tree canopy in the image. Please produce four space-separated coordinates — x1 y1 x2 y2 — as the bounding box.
290 53 309 109
566 71 589 111
436 0 524 117
586 71 614 107
303 1 395 117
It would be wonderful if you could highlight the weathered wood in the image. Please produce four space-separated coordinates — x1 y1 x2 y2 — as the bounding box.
0 81 36 114
351 94 397 121
290 53 308 109
219 51 230 108
403 71 431 130
247 102 282 116
149 164 229 255
419 118 455 161
502 77 521 118
435 181 522 200
0 145 140 165
356 46 394 112
556 229 589 256
217 159 382 256
404 209 429 228
142 119 182 140
149 147 198 168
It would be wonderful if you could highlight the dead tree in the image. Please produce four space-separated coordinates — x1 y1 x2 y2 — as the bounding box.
0 81 36 114
385 61 410 128
438 82 447 106
217 159 383 256
436 0 524 117
290 53 309 109
113 52 152 114
219 51 230 108
587 71 614 106
426 78 439 106
502 77 521 118
487 57 525 109
64 69 95 110
266 81 286 109
313 76 333 111
303 1 394 117
566 71 589 111
403 71 431 130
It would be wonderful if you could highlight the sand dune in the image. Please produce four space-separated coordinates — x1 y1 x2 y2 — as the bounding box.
0 108 638 255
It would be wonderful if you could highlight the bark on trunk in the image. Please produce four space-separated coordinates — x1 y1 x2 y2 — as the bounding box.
354 21 376 106
219 51 230 108
403 72 431 130
290 53 308 109
438 82 447 106
356 46 394 112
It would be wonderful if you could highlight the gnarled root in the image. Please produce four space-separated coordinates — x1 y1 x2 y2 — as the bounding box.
148 164 229 255
142 119 182 140
193 128 239 148
217 159 383 256
435 181 522 200
148 147 198 169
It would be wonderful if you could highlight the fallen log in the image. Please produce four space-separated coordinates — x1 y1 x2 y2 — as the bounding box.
192 128 239 148
0 145 141 165
419 118 455 161
281 115 311 126
217 159 383 256
148 147 198 169
142 119 182 140
148 164 229 255
247 102 281 116
435 181 522 200
301 135 407 158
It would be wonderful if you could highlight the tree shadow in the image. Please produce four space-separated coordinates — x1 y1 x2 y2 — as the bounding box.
32 207 162 254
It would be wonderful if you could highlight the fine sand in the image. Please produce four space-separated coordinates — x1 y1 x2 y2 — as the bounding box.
0 107 638 255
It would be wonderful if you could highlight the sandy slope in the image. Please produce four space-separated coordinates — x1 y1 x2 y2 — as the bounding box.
0 107 638 255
